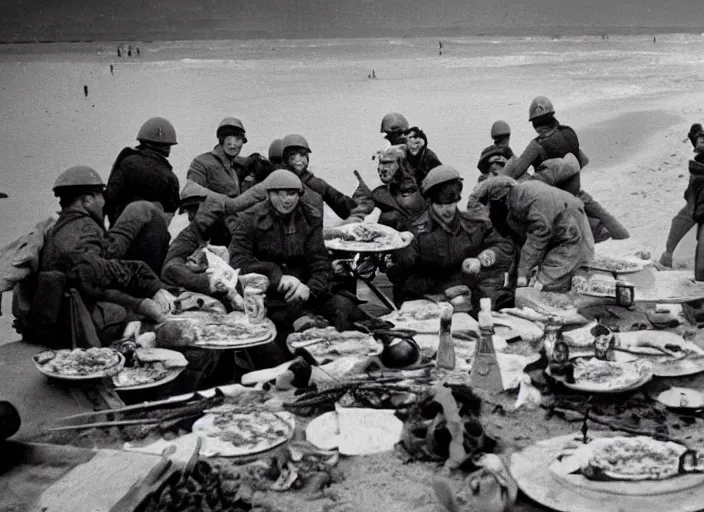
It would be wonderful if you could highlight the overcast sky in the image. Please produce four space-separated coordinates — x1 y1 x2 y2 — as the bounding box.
0 0 702 40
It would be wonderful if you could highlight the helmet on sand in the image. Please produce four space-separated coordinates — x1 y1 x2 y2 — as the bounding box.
490 120 511 139
528 96 555 122
380 112 409 134
282 134 311 155
263 169 303 193
421 165 463 195
53 166 105 193
268 138 284 161
217 117 247 143
137 117 178 145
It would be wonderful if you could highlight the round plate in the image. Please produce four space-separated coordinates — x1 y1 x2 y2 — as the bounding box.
192 320 277 350
547 358 653 394
582 257 649 274
511 433 704 512
112 366 186 391
323 222 412 253
193 409 295 458
655 386 704 410
33 350 125 381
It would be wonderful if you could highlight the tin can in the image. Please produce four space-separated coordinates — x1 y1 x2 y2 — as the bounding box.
615 281 635 307
243 286 266 323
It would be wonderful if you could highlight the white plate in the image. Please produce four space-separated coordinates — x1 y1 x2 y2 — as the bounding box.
323 222 412 253
33 350 125 381
112 366 185 391
656 387 704 410
548 358 653 394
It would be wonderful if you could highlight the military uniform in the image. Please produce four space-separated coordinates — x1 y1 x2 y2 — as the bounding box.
187 145 248 198
389 206 515 308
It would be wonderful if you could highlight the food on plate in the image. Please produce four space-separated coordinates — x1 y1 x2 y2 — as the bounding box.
578 436 688 481
192 403 295 457
287 326 378 359
112 348 188 388
513 289 588 324
323 222 410 252
491 312 544 342
157 311 275 348
34 348 121 376
583 256 647 274
572 273 617 297
569 357 651 391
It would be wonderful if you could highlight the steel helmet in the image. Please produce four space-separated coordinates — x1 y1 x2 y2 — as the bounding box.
379 144 406 162
282 134 312 155
380 112 409 134
263 169 303 193
53 165 105 192
528 96 555 122
137 117 178 145
268 138 284 161
421 164 463 195
490 120 511 139
217 117 247 143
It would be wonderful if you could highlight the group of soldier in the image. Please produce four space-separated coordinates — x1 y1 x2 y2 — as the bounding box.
11 95 633 384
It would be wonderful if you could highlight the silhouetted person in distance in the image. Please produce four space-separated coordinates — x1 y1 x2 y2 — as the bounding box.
439 40 443 49
654 36 656 43
117 46 121 57
372 70 376 79
110 64 114 75
84 85 88 98
136 47 140 56
128 45 132 57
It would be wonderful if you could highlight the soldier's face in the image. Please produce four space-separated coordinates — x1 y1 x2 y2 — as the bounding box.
405 132 424 156
286 150 309 174
377 160 399 184
269 190 300 215
431 201 458 224
222 134 245 158
696 134 704 153
84 192 105 221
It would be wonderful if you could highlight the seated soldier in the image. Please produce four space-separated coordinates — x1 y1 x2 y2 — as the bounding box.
348 145 426 231
229 170 369 364
26 166 172 346
105 199 171 276
387 165 516 309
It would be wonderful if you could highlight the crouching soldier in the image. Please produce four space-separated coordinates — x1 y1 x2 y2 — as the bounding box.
229 170 369 365
387 165 516 309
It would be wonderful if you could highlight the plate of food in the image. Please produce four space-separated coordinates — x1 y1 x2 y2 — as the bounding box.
158 311 276 350
582 256 650 274
287 327 379 360
548 357 653 393
323 222 412 253
379 299 479 335
192 403 296 458
33 347 125 380
112 348 188 391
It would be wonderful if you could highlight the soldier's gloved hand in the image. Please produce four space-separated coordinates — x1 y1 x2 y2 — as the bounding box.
659 251 673 268
152 289 177 313
355 255 377 280
477 249 496 268
137 298 167 323
278 275 303 301
462 258 482 275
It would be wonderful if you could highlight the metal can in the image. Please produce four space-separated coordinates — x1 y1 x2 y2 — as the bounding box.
615 281 635 307
243 286 267 323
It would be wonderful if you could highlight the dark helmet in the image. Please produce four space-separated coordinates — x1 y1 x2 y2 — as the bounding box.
217 117 247 143
528 96 555 122
282 134 311 161
268 138 284 161
380 112 409 134
421 164 462 196
689 123 704 147
53 165 104 194
137 117 178 145
490 120 511 139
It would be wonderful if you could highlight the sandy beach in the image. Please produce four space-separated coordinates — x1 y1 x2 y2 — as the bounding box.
3 33 704 512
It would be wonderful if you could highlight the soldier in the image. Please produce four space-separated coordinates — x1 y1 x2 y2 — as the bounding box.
380 112 410 146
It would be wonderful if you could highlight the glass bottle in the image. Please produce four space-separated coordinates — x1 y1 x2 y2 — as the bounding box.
470 298 503 393
436 303 456 370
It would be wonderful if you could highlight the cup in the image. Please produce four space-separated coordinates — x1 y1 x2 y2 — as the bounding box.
243 286 266 323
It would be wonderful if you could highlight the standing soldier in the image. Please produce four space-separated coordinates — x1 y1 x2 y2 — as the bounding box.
380 112 409 146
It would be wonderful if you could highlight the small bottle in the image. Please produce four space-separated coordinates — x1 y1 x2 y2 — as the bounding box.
436 303 456 370
471 298 503 393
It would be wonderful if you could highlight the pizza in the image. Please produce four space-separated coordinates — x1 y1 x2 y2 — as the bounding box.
569 357 651 392
160 311 276 349
192 403 295 457
583 256 647 274
34 348 122 377
578 436 688 481
112 348 188 389
323 223 410 252
287 327 379 359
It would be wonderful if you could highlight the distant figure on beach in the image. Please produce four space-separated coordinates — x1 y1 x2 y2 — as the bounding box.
83 85 88 98
136 47 140 56
128 45 132 57
439 40 443 49
659 123 703 268
654 36 656 43
372 70 377 79
439 50 442 56
117 46 121 57
110 64 114 75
